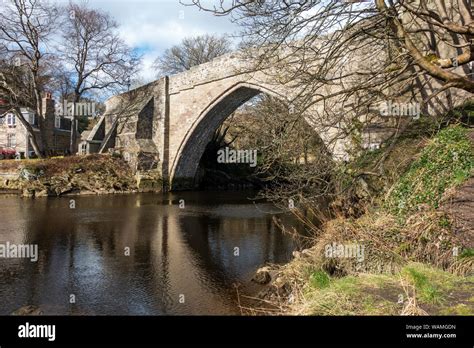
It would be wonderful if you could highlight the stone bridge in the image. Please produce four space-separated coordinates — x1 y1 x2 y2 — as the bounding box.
83 51 352 190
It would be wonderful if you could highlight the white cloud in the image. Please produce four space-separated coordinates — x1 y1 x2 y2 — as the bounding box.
138 49 160 84
66 0 239 83
119 20 207 50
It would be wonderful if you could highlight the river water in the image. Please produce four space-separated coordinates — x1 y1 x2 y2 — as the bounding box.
0 191 301 315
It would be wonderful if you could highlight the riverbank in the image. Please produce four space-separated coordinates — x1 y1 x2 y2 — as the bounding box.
252 124 474 315
0 154 145 197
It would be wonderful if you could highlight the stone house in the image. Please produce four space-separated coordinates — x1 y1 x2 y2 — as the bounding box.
0 94 72 158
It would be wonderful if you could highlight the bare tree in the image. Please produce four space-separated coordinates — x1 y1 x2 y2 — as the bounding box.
0 0 60 157
185 1 473 93
48 63 75 102
183 0 473 210
184 0 473 146
221 95 333 201
153 34 232 76
59 1 141 154
0 59 43 156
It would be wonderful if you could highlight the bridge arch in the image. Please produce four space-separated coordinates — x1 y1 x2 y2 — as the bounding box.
170 82 287 189
90 53 351 191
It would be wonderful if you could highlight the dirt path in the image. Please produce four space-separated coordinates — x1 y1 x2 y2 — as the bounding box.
441 129 474 247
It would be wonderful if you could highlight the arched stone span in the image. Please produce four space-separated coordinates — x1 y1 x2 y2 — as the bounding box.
171 82 286 188
84 45 467 191
86 52 351 191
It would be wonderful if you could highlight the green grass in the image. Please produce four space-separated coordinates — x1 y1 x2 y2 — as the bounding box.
459 248 474 259
387 125 473 215
402 266 444 305
440 304 472 315
301 263 473 315
438 215 451 228
309 271 330 289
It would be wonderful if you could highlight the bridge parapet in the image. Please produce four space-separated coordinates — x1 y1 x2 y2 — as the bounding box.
168 52 252 95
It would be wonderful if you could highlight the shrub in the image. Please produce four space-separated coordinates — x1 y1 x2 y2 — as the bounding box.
387 125 473 215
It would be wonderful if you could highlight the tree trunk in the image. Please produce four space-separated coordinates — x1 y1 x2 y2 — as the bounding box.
31 69 50 157
69 95 80 155
69 116 77 155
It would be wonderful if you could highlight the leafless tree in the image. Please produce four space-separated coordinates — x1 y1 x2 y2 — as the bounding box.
48 63 75 103
221 95 333 202
183 0 472 198
0 0 60 157
185 0 472 92
153 34 232 76
184 0 473 143
59 1 141 153
0 59 42 156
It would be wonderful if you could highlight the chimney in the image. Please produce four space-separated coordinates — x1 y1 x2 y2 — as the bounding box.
42 92 55 118
42 93 56 152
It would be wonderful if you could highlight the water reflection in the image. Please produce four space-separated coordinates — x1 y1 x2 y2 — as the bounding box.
0 191 298 315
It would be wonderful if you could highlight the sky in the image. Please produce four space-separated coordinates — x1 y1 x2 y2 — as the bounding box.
65 0 239 83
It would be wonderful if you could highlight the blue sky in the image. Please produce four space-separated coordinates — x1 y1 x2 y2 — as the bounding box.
65 0 239 82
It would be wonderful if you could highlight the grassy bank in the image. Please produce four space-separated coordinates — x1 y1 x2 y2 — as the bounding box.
256 124 474 315
297 262 473 315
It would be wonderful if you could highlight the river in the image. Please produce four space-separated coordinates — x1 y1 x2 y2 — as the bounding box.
0 191 301 315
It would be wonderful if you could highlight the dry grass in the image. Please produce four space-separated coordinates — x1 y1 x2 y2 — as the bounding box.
312 208 467 275
399 275 429 316
254 205 473 316
258 262 474 316
449 257 474 276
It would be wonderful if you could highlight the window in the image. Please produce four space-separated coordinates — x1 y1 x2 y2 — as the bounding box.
55 116 61 129
7 133 16 147
6 113 16 127
79 142 89 155
28 113 35 125
20 109 36 125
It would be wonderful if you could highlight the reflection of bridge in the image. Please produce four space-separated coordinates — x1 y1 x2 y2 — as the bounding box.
84 52 350 190
4 193 291 314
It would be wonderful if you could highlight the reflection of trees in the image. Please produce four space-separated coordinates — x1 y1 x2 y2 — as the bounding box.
3 194 169 314
1 193 299 314
179 208 295 284
1 197 77 312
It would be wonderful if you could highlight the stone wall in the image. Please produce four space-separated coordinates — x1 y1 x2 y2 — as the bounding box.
99 79 167 174
52 129 72 155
